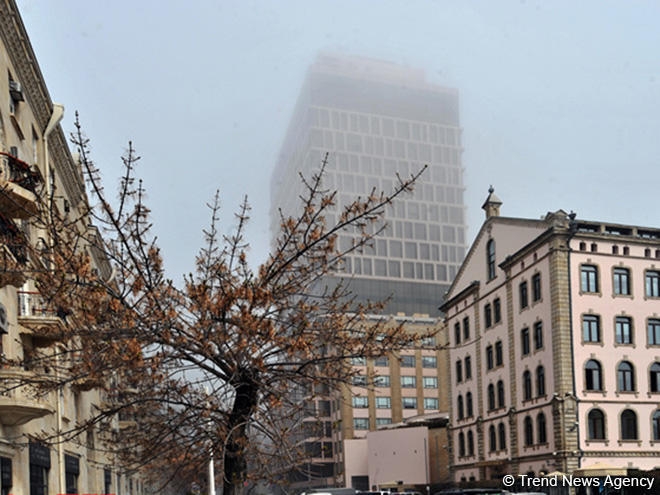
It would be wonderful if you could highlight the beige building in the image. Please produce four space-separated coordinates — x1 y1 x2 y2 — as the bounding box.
442 188 660 482
292 316 450 490
0 1 147 493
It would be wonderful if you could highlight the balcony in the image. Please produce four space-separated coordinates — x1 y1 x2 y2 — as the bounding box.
0 215 28 288
0 152 40 218
17 290 65 347
0 368 54 426
118 410 137 430
71 376 102 392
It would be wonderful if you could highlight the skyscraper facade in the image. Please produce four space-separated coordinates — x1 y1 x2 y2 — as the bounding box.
271 53 466 317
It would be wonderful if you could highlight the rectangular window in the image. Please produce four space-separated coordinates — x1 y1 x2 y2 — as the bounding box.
484 303 492 328
352 375 367 386
422 356 437 368
374 356 389 367
464 356 472 379
352 396 369 408
29 442 50 495
455 360 463 382
486 346 494 370
495 341 503 366
454 322 461 345
615 316 632 344
534 321 543 349
532 273 542 301
401 376 417 388
375 397 391 409
583 314 601 343
519 281 529 309
613 267 631 295
423 376 438 388
1 457 12 495
462 317 470 340
646 270 660 297
353 418 369 430
424 397 439 410
351 356 366 366
581 265 599 293
521 328 530 355
376 418 392 426
402 397 417 409
493 298 502 323
400 355 415 368
648 319 660 346
373 375 390 387
64 454 79 495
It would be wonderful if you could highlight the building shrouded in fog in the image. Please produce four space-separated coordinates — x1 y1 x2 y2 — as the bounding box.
271 53 467 317
271 54 461 489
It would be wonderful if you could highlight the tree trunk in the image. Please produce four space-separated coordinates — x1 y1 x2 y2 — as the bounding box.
223 375 259 495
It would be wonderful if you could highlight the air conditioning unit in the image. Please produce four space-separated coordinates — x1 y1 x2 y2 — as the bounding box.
9 80 24 102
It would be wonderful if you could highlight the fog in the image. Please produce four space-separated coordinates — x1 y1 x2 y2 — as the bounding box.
15 0 660 279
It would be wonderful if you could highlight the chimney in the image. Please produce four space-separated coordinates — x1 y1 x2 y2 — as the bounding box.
482 185 502 219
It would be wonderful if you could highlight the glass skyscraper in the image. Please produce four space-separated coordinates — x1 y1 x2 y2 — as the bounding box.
271 53 466 316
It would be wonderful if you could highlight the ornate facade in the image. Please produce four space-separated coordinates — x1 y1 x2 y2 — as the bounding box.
0 1 146 493
442 189 660 482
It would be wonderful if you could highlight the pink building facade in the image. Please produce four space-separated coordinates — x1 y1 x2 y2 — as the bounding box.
442 190 660 482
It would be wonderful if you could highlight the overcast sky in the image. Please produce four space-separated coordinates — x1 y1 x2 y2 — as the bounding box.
15 0 660 280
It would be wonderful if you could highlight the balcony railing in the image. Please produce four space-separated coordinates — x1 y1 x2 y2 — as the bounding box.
0 244 26 287
17 290 65 345
0 152 40 218
0 152 39 192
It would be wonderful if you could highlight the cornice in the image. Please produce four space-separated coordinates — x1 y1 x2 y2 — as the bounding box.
0 0 85 204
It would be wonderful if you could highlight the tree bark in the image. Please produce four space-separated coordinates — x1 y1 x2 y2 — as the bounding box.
223 373 259 495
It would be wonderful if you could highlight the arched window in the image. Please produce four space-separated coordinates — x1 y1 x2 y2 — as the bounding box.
497 380 505 408
617 361 635 391
487 239 496 280
585 359 602 391
458 431 465 457
488 384 495 411
489 425 497 452
467 430 474 456
466 392 473 417
652 410 660 441
498 422 506 450
524 416 534 446
523 370 532 400
650 362 660 393
588 409 605 440
457 395 464 420
537 412 547 444
536 366 546 396
621 409 638 440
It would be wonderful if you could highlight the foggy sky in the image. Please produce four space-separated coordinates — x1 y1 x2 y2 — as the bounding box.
15 0 660 280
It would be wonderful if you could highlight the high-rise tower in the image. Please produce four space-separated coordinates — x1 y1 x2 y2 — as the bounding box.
271 54 466 316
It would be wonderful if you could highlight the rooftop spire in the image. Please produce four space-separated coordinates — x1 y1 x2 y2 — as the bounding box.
482 185 502 219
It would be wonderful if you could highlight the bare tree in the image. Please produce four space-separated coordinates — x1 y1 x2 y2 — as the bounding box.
17 115 431 495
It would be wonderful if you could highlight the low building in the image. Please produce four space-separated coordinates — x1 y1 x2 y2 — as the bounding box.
442 188 660 482
366 414 450 490
288 315 450 491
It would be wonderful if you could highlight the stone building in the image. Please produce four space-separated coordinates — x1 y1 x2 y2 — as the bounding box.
442 188 660 482
0 1 147 493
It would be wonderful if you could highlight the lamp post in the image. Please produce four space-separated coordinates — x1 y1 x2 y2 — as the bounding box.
205 386 216 495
